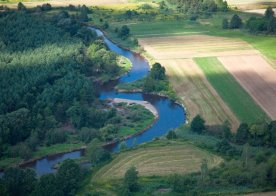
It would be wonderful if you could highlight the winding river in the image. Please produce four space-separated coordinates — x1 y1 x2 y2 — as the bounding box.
2 28 186 176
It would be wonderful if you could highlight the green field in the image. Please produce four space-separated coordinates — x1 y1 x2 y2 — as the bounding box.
194 57 269 123
92 141 222 181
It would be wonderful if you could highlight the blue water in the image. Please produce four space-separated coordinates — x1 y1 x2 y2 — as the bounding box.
1 28 185 176
91 27 186 152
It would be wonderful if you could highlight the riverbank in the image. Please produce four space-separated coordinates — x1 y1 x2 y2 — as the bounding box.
112 98 158 118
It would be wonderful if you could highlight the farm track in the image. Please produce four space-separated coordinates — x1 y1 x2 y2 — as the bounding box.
93 144 222 180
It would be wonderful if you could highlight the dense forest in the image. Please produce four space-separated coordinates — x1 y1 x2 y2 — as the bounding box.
0 6 132 162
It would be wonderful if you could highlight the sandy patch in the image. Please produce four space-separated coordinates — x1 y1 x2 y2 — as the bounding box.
112 98 158 118
218 54 276 120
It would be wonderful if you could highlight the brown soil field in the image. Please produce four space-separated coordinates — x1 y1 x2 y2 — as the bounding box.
218 54 276 120
0 0 128 8
139 35 258 60
160 59 239 129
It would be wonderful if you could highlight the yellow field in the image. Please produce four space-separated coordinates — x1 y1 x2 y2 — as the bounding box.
93 143 222 181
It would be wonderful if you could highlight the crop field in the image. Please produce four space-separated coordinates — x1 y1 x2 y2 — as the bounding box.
139 34 263 127
160 59 239 128
93 143 222 180
139 35 258 60
218 55 276 120
195 57 269 123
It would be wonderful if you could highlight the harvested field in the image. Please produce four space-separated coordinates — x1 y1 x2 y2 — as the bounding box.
93 143 222 180
218 54 276 120
139 35 258 60
160 59 239 128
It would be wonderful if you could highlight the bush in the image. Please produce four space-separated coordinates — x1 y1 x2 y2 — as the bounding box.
230 14 242 29
191 115 205 134
166 130 177 140
118 25 130 40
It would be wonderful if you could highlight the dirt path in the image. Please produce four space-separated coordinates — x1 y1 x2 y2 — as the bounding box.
112 98 158 118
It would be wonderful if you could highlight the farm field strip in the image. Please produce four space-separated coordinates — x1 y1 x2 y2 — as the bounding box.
139 35 258 60
195 57 269 123
218 55 276 120
159 59 239 128
93 144 222 180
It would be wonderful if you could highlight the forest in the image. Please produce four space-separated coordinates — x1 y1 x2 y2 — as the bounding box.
0 6 139 165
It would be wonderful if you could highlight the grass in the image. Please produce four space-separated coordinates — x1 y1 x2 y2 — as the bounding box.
117 55 132 75
194 57 269 123
116 103 155 137
92 140 222 181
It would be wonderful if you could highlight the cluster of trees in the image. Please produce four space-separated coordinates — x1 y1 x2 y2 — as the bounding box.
167 153 276 194
144 63 167 92
163 115 276 193
0 159 85 196
115 25 130 40
222 7 276 33
222 14 242 29
190 114 276 148
247 7 276 33
168 0 228 16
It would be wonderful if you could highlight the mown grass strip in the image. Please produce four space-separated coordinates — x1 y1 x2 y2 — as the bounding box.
195 57 269 123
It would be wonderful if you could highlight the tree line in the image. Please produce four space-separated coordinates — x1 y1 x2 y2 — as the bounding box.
222 7 276 34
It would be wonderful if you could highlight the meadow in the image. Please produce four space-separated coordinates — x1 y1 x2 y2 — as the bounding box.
92 141 222 180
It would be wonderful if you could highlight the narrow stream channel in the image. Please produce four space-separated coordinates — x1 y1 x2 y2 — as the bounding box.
2 28 186 176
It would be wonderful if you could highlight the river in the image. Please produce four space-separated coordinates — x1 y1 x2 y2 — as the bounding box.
1 28 186 176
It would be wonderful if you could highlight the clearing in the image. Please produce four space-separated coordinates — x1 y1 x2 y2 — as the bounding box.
93 142 222 180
